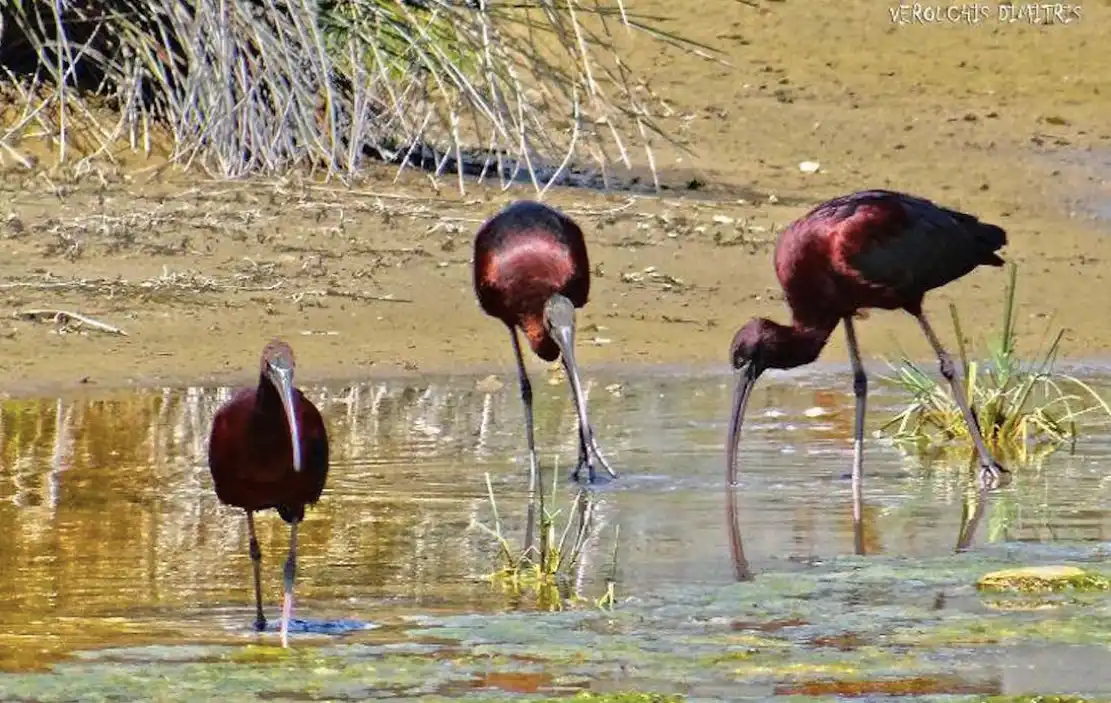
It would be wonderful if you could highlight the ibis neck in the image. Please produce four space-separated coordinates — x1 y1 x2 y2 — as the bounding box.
255 374 294 419
771 319 837 370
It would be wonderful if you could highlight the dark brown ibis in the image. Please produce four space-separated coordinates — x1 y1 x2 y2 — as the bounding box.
725 190 1008 549
208 340 329 648
473 200 617 547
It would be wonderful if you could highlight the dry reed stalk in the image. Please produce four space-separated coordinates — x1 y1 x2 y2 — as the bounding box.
0 1 729 193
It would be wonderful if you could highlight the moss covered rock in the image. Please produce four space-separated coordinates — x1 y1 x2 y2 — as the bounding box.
976 566 1111 594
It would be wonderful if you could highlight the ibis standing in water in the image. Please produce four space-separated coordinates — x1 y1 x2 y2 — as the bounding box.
473 201 618 548
724 190 1008 550
208 340 329 648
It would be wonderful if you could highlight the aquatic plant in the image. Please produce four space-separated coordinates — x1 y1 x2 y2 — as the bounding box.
0 0 723 189
473 470 619 612
879 263 1111 465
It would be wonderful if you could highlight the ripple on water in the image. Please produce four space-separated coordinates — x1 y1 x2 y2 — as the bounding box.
0 369 1110 698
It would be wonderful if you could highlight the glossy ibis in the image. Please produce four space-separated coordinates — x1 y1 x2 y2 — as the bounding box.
208 340 329 648
725 190 1008 547
474 201 617 547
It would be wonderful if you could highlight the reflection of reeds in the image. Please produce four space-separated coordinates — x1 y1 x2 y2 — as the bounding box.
887 451 1111 549
1 370 1107 668
474 470 618 612
0 374 633 668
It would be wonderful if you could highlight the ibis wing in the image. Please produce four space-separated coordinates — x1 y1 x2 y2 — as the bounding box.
837 195 1005 298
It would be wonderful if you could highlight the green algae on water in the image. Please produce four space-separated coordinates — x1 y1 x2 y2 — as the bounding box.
226 644 298 664
541 694 683 703
982 693 1102 697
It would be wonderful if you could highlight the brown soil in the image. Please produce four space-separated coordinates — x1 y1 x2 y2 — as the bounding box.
2 0 1110 397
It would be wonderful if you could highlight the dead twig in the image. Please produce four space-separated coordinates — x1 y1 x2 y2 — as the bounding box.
15 308 129 336
322 288 413 304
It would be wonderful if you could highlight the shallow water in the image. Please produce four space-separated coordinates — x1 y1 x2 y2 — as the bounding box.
2 366 1111 700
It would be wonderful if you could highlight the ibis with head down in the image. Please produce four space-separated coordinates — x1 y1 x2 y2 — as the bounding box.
725 189 1009 547
473 200 618 548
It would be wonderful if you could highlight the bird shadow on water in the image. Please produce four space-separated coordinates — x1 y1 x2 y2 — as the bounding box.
254 618 376 636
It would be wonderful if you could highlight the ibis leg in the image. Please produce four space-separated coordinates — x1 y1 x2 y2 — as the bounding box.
510 327 539 556
246 511 266 632
843 317 867 557
913 311 1007 485
280 521 298 649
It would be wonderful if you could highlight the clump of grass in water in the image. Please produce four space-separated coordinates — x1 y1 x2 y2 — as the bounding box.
879 263 1111 465
473 470 619 612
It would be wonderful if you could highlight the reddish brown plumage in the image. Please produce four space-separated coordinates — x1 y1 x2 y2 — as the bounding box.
726 190 1009 550
778 190 1005 324
208 388 329 521
736 189 1007 369
207 340 330 644
208 340 329 523
474 201 590 361
473 198 616 546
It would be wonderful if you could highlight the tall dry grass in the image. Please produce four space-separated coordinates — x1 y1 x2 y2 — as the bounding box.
0 1 726 192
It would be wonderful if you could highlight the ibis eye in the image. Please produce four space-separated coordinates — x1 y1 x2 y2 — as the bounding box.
732 348 748 369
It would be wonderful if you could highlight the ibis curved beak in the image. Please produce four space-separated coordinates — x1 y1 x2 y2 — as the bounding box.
546 297 589 439
544 293 618 481
267 364 303 473
726 362 759 489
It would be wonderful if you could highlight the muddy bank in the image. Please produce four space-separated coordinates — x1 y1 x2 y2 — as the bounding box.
2 0 1110 395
